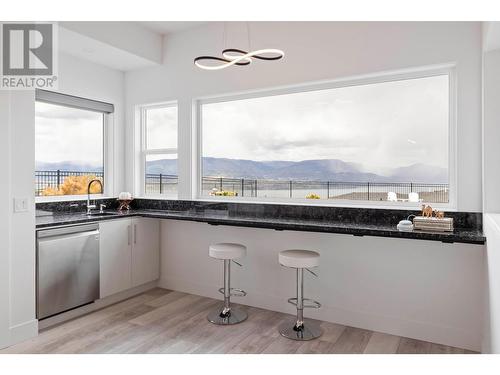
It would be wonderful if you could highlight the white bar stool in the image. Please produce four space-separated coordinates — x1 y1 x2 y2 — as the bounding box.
278 249 322 340
207 242 248 325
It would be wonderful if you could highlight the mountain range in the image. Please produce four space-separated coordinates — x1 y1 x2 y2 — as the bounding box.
36 157 447 183
146 157 447 183
35 161 104 173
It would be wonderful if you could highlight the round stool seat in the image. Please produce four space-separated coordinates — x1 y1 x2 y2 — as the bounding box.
279 249 320 269
209 243 247 260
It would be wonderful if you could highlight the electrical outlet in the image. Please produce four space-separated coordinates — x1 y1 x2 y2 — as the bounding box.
13 197 29 213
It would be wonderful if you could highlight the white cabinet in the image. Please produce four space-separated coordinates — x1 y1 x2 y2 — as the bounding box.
99 217 160 298
131 217 160 287
99 219 132 298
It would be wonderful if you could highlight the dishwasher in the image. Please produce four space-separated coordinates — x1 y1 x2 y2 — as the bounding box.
36 224 100 319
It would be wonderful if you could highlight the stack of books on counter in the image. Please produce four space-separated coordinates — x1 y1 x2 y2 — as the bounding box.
413 216 454 232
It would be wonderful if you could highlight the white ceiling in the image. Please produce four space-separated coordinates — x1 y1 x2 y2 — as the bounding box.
58 22 208 72
138 21 208 36
59 26 158 72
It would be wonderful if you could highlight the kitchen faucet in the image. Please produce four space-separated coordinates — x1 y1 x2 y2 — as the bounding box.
87 179 103 215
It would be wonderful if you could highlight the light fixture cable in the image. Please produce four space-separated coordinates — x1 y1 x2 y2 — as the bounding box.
246 22 251 52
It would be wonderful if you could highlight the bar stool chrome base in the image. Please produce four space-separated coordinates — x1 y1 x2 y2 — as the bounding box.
207 243 248 326
279 319 322 341
207 306 248 325
278 249 322 341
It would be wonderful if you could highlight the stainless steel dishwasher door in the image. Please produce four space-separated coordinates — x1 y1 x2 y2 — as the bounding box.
37 224 100 319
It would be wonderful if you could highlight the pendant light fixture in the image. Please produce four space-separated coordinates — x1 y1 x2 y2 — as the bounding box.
194 22 284 70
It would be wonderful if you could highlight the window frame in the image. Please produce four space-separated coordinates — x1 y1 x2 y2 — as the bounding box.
194 64 457 210
139 101 179 198
35 91 114 202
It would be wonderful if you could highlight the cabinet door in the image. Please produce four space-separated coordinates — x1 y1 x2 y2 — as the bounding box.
131 217 160 287
99 219 132 298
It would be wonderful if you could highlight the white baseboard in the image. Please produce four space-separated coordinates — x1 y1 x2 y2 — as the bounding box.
159 275 481 352
9 319 38 347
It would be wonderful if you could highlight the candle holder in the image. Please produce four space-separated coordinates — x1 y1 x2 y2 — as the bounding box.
117 198 133 211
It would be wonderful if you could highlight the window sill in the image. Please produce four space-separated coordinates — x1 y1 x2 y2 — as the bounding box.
139 194 178 200
35 194 111 203
193 195 457 212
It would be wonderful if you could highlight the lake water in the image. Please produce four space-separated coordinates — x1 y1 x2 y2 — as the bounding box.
200 186 448 202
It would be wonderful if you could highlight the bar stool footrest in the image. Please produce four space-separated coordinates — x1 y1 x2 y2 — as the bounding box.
287 297 321 309
218 287 247 297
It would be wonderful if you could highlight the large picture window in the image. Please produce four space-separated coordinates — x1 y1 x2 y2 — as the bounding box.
141 103 178 196
199 71 452 205
35 91 112 198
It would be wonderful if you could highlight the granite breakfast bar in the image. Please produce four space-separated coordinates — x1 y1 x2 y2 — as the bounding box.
35 199 486 245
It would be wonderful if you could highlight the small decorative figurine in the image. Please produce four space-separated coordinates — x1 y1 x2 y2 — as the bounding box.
434 210 445 219
421 204 433 218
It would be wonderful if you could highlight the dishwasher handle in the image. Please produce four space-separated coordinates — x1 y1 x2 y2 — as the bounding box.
38 229 100 243
37 223 99 239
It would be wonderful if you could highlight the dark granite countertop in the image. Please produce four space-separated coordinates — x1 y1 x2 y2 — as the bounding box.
35 207 486 245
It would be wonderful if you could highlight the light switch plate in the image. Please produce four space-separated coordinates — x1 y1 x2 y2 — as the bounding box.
13 197 29 213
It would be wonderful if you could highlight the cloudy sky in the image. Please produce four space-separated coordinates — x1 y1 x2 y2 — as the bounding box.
145 106 177 150
35 74 449 177
202 74 449 175
35 102 178 167
35 102 103 167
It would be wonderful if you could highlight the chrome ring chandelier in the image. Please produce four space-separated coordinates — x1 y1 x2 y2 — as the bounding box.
194 23 284 71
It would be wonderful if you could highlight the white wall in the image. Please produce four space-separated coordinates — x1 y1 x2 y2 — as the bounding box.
160 220 484 351
0 90 37 348
125 21 483 211
9 91 37 341
0 92 13 349
481 31 500 353
483 22 500 52
482 49 500 213
483 214 500 353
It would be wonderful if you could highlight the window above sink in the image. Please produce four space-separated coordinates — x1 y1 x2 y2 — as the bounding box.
35 90 114 202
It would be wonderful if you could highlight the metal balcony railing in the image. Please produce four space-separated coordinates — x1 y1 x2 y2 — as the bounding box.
35 170 104 196
36 171 449 203
200 176 448 203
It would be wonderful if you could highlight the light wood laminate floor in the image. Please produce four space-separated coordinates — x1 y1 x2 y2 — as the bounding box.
1 288 477 354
